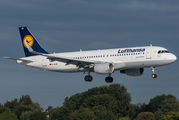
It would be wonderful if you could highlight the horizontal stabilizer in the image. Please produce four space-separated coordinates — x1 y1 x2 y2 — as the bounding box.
3 57 33 62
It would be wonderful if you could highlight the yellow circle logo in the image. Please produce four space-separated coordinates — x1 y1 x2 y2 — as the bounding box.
23 35 34 48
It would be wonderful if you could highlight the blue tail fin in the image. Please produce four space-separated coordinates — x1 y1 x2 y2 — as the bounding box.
19 27 49 57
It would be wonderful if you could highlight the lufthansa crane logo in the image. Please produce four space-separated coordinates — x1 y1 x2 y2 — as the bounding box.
23 35 34 48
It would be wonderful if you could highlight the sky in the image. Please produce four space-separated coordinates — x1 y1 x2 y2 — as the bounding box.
1 0 179 110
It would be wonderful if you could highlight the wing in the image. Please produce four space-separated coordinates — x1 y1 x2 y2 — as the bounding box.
24 40 103 68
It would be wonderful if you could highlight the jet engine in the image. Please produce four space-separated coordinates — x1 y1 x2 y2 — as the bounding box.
94 63 114 74
120 68 144 76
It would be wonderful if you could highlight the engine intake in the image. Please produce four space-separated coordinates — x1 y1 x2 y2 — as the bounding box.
120 68 144 76
94 63 114 74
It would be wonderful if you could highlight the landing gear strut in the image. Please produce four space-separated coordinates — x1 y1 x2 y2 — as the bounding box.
84 72 93 82
105 74 113 83
151 67 157 78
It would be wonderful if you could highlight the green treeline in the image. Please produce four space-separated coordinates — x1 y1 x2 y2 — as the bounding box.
0 94 46 120
48 84 179 120
1 84 179 120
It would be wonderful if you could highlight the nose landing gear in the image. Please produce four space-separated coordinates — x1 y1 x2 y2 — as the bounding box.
151 67 157 78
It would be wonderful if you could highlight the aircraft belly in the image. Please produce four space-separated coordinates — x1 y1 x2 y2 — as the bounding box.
124 60 159 69
113 61 126 71
46 62 78 72
25 60 79 72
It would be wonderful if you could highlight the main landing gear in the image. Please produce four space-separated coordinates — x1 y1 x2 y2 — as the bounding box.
84 72 113 83
84 75 93 82
105 74 113 83
84 72 93 82
151 67 157 78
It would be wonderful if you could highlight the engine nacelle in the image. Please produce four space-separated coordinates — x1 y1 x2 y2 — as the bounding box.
120 68 144 76
94 63 114 74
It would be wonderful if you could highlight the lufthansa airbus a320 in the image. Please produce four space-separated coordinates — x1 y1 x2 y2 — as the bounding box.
4 27 177 83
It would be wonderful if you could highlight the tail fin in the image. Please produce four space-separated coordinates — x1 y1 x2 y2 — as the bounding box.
19 27 48 57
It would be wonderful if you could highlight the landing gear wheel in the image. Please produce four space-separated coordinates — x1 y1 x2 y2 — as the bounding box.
84 75 93 82
152 74 157 78
105 76 113 83
151 67 157 78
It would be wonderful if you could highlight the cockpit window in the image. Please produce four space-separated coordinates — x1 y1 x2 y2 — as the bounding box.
158 50 169 54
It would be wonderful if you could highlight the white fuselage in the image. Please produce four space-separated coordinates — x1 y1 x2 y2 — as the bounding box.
17 46 176 73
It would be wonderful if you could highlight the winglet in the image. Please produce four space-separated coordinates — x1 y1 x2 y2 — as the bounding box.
25 40 43 55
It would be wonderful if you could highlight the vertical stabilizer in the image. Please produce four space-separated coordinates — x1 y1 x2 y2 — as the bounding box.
19 27 48 57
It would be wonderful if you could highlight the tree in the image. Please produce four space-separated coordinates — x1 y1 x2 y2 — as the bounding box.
0 106 8 114
83 94 118 112
63 84 131 119
4 98 19 111
86 105 115 120
128 104 140 120
46 106 53 112
20 110 47 120
28 110 47 120
160 98 179 113
31 102 43 111
0 103 2 108
94 110 115 120
49 107 62 120
67 93 83 111
136 112 155 120
14 105 33 120
20 111 33 120
162 112 179 120
149 94 176 113
0 108 18 120
154 98 179 120
69 107 94 120
139 103 155 113
19 94 33 106
0 94 48 120
119 117 129 120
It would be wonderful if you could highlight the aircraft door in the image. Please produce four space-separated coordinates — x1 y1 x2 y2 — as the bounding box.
146 48 152 59
42 58 47 67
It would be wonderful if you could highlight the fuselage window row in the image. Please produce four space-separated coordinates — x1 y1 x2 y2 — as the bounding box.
74 52 145 59
110 52 145 57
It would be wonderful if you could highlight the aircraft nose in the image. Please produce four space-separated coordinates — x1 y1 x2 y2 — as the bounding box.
171 54 177 63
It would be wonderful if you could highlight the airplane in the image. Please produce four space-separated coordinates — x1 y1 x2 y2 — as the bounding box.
4 27 177 83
